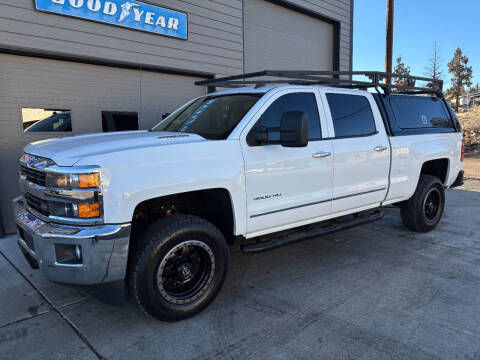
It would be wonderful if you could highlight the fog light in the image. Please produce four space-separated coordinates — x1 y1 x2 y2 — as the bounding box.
55 244 82 265
75 245 82 260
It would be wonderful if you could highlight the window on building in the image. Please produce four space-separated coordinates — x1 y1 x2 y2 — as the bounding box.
389 96 453 129
22 108 72 133
326 94 376 138
102 112 139 132
249 92 321 145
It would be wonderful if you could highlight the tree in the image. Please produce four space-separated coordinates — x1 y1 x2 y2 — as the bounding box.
393 55 411 91
425 40 443 88
469 82 480 93
448 47 473 111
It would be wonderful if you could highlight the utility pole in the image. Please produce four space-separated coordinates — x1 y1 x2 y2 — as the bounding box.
385 0 394 84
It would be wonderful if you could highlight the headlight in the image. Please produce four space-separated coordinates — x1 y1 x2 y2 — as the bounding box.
46 172 100 189
48 201 101 219
45 168 102 220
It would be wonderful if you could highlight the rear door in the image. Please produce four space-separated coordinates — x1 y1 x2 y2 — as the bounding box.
321 90 390 213
240 89 334 236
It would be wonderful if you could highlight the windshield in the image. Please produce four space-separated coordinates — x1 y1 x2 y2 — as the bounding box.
153 94 263 140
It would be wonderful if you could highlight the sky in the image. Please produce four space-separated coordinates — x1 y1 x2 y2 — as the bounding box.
353 0 480 89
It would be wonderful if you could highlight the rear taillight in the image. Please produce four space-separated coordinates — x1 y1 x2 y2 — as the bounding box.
461 138 465 162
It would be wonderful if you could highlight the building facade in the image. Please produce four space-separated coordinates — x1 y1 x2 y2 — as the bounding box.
0 0 353 234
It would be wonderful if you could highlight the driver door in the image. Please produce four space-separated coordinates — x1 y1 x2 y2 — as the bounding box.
240 89 334 236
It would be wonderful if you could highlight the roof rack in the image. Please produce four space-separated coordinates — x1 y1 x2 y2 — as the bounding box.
195 70 443 96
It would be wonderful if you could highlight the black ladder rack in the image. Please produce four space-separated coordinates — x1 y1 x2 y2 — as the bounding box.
195 70 443 96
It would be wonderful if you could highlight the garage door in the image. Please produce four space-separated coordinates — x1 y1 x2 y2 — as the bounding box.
244 0 334 72
0 54 206 234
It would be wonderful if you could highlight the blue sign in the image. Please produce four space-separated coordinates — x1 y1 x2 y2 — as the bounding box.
35 0 188 39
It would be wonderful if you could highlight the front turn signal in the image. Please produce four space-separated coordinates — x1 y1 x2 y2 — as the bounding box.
78 203 100 218
78 173 99 188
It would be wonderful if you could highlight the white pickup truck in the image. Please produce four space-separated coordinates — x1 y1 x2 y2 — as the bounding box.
13 71 464 321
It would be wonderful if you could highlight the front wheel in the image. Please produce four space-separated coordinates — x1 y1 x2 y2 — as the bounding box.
128 214 229 321
400 175 445 233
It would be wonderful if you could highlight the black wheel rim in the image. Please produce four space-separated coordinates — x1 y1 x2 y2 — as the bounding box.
157 240 215 304
423 187 441 222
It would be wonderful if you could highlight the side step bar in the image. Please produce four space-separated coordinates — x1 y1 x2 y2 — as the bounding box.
241 210 384 254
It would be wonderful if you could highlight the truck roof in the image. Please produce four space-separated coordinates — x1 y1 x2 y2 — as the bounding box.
209 84 370 97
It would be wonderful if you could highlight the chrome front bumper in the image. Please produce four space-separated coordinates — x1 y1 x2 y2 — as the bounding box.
12 196 130 285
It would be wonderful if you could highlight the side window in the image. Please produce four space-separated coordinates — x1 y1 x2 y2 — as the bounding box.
389 96 453 129
102 112 139 132
249 92 321 145
326 94 377 137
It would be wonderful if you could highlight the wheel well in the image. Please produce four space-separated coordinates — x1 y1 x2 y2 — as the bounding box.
420 159 449 184
130 188 235 245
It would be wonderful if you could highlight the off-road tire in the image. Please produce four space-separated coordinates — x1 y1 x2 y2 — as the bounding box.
400 175 445 233
128 214 229 321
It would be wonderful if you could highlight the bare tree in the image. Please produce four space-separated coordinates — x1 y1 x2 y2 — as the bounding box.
425 40 443 88
448 47 473 111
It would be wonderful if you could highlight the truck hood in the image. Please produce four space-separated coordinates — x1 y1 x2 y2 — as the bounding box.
24 131 206 166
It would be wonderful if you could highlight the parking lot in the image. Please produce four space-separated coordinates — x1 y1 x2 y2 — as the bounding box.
1 180 480 360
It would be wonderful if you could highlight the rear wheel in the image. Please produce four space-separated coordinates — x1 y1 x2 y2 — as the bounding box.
400 175 445 233
128 214 229 321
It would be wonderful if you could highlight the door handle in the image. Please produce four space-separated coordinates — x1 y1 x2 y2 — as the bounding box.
373 145 388 152
312 151 332 159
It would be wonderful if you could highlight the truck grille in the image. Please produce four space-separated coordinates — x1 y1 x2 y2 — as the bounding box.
21 165 46 187
25 193 49 216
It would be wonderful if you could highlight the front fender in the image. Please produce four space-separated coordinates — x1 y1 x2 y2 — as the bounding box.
75 140 247 236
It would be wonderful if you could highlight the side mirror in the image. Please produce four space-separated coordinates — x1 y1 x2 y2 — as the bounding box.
280 111 308 147
161 112 171 120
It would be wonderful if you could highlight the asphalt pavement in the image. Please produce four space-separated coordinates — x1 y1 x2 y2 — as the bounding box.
1 180 479 360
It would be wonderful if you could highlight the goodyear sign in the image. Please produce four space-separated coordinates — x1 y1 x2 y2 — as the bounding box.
35 0 188 39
